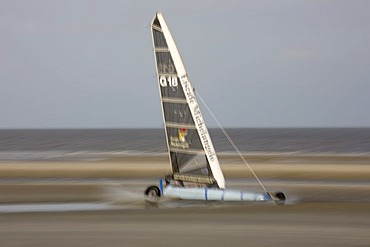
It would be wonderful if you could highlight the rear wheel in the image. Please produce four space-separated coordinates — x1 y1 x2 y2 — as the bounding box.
273 192 286 205
144 186 161 204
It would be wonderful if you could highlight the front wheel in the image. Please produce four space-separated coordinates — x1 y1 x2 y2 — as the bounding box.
144 186 161 204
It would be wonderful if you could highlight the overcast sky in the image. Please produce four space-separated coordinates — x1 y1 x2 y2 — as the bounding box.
1 0 369 128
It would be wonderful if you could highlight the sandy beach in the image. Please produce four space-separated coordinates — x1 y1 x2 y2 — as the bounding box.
1 154 369 246
1 153 370 179
1 202 370 246
0 153 369 203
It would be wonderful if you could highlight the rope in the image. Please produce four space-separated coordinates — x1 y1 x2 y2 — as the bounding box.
196 92 268 193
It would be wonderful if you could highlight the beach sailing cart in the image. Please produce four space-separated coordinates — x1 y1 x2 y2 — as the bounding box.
145 12 285 205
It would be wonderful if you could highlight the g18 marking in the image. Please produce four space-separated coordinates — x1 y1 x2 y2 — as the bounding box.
159 76 178 87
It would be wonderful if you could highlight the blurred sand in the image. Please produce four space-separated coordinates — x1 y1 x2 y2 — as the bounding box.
1 154 370 246
1 154 370 179
0 154 369 204
1 203 370 247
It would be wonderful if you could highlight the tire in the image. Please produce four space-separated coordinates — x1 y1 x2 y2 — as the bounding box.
274 192 286 205
144 186 161 203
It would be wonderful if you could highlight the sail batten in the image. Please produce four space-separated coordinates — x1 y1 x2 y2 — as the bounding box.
165 122 196 129
161 98 187 104
155 48 169 52
169 148 205 155
151 12 225 189
152 25 162 32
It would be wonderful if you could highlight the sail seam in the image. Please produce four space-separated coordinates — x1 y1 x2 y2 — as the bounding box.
165 122 196 129
152 25 162 32
170 148 205 155
162 98 187 104
155 48 169 52
158 73 177 76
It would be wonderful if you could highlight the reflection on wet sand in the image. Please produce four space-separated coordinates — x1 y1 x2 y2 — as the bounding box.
0 154 369 246
1 203 370 247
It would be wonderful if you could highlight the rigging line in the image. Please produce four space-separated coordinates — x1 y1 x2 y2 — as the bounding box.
196 91 268 193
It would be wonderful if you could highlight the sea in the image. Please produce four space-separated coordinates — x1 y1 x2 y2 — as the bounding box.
0 128 369 161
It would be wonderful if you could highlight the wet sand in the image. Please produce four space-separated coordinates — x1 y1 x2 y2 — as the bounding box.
1 203 370 246
1 154 370 180
0 154 369 246
0 154 370 203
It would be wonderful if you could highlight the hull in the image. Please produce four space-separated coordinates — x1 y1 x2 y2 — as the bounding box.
144 179 285 204
161 185 272 202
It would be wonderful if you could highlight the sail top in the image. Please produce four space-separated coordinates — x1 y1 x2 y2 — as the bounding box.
153 13 186 76
151 12 225 189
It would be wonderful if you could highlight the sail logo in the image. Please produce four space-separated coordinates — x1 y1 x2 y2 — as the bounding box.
178 128 187 143
169 128 189 149
181 75 195 104
193 106 216 162
170 136 189 149
180 74 216 163
159 76 178 87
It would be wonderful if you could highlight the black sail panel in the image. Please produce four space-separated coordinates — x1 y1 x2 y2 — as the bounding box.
151 14 213 180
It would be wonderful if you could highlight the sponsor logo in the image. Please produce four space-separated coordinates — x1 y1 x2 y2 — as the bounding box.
170 128 189 149
178 128 187 143
180 75 216 162
193 105 216 162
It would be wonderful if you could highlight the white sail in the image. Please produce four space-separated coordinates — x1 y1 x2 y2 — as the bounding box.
151 12 225 189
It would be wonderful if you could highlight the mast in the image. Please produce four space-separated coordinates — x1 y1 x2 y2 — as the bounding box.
151 13 225 189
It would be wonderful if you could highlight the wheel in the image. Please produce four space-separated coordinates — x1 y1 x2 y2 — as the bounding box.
273 192 286 205
144 186 161 204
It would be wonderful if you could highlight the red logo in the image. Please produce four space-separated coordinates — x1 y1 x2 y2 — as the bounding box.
178 128 187 143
